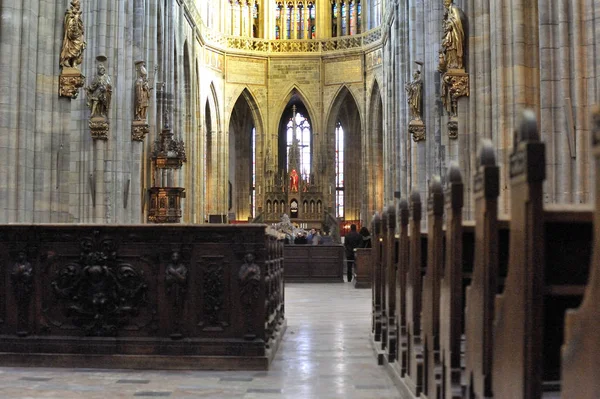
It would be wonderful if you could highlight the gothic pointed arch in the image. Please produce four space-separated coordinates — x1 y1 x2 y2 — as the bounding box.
274 85 318 133
204 82 222 221
275 87 317 176
228 88 263 221
325 85 362 222
367 79 384 220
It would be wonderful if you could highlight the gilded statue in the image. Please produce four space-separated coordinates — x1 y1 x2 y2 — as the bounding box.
134 61 153 121
59 0 86 69
440 0 465 71
85 57 112 119
405 65 423 121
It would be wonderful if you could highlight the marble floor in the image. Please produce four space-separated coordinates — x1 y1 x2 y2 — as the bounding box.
0 283 402 399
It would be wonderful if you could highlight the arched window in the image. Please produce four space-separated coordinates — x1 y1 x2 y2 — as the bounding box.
286 3 293 39
286 110 311 175
331 2 338 37
335 121 344 218
275 2 283 39
253 1 259 37
341 2 347 36
357 0 362 34
251 127 256 217
297 3 304 39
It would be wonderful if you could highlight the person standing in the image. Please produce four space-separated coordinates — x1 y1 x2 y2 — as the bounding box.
344 224 362 282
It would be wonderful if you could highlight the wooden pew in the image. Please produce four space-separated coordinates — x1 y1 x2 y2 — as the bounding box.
405 190 425 395
492 111 592 398
372 213 383 343
561 107 600 398
385 204 398 363
397 199 410 377
440 163 465 399
464 140 500 398
380 207 390 355
421 178 445 398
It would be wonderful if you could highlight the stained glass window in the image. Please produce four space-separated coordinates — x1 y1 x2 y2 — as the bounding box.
286 111 311 175
349 1 355 35
341 2 347 36
335 121 344 218
357 0 362 34
297 3 304 39
252 127 256 217
286 3 293 39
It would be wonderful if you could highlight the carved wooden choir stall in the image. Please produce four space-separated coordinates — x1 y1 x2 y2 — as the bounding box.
368 110 600 398
0 225 286 370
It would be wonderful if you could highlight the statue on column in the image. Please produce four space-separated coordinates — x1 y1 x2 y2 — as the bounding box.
85 56 112 140
406 61 425 142
59 0 86 98
440 0 465 70
438 0 469 139
132 61 153 141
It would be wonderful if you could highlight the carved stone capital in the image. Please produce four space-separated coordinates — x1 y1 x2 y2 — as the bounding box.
131 121 149 142
59 68 85 99
409 119 426 142
445 69 470 100
448 117 458 139
89 118 109 140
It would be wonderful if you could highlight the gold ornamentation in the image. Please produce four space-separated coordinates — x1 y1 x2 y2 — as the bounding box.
134 61 153 121
85 56 112 119
59 0 86 69
409 120 426 142
405 61 423 122
131 122 149 142
439 0 466 72
89 119 109 140
59 68 85 99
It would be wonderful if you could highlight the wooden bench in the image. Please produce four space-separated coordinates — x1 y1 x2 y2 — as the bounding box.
560 107 600 398
373 110 595 398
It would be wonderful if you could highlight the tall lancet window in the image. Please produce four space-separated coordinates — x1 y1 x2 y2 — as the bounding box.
331 2 338 37
286 2 293 39
349 0 355 34
253 1 259 37
275 2 283 39
341 1 347 36
251 127 256 217
357 0 362 34
309 2 316 38
335 121 345 218
297 3 304 39
286 108 311 176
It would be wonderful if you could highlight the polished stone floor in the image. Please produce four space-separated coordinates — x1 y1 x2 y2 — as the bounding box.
0 283 401 398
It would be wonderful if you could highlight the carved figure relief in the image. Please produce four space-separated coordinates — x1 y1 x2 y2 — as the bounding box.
165 251 188 338
165 251 188 307
238 253 261 338
11 251 33 337
51 233 147 336
58 0 86 98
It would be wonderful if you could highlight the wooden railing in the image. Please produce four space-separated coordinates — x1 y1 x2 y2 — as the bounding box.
371 110 600 398
0 224 285 370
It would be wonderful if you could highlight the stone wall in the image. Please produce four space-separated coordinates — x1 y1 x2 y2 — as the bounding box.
378 0 600 219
